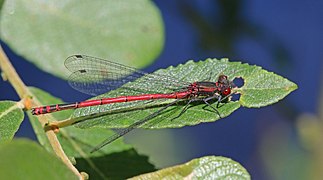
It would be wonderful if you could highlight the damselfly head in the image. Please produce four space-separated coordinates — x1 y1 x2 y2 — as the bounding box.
217 75 228 83
217 75 235 96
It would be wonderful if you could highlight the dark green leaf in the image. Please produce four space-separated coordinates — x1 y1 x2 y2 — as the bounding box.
0 100 24 143
0 139 78 180
56 126 156 179
0 0 164 78
72 58 297 129
28 87 156 179
75 147 156 180
131 156 250 179
0 0 4 12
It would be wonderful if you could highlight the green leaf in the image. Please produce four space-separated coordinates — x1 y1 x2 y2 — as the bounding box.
72 58 297 129
0 100 24 143
0 0 4 12
0 0 164 79
0 139 78 180
28 87 156 179
131 156 250 179
56 126 156 179
75 147 156 179
237 64 298 107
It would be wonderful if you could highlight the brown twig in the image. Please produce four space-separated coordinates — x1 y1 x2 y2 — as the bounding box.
0 45 83 180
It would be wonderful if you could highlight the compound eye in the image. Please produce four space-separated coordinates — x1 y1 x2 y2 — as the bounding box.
222 88 231 96
218 75 228 83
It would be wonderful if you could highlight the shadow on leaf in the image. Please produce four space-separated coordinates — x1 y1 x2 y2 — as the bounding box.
75 148 156 180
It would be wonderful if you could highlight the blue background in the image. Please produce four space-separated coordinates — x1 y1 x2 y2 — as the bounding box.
1 0 322 179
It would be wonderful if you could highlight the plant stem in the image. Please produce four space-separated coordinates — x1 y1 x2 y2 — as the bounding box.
0 46 28 99
0 45 83 180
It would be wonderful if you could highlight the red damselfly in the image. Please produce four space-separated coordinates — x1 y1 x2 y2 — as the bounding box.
31 55 236 152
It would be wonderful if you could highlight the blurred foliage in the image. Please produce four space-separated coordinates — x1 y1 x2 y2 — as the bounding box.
0 139 78 180
179 0 291 69
0 0 4 11
260 73 323 179
0 0 164 79
260 122 311 179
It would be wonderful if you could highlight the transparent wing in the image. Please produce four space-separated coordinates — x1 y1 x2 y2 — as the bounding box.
65 55 190 96
90 98 185 153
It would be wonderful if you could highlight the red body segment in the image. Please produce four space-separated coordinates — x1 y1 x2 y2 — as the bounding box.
31 91 191 115
31 75 234 116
